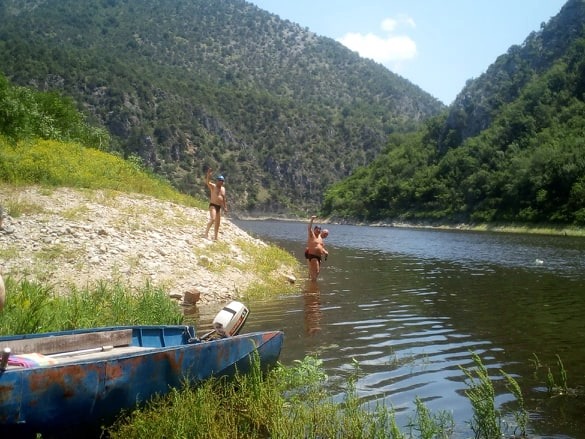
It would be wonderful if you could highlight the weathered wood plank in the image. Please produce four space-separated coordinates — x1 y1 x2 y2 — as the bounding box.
53 345 153 364
1 329 133 354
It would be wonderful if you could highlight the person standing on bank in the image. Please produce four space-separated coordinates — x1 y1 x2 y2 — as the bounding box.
305 215 329 281
204 168 227 241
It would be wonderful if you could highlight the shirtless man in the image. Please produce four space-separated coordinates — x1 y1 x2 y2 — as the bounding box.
204 168 227 240
305 215 329 281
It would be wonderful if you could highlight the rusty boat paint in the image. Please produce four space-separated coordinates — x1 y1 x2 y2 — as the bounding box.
0 325 284 435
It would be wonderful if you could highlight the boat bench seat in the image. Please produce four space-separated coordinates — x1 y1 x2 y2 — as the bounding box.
53 345 153 364
1 329 133 355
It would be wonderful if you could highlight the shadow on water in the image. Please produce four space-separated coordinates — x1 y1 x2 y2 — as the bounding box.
194 220 585 438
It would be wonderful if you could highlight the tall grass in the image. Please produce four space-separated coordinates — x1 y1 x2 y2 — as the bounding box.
234 238 300 300
107 351 571 439
0 276 183 335
530 353 569 395
502 371 528 437
460 352 503 438
108 355 430 439
111 351 558 439
0 136 204 208
407 397 454 439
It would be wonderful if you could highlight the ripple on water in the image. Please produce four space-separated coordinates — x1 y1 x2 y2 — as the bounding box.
225 220 585 437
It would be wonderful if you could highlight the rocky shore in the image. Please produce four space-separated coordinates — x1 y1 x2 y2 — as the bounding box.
0 186 297 306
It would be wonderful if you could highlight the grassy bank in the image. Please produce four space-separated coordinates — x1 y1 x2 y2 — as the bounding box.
459 222 585 237
107 349 571 439
0 276 183 336
0 136 202 208
372 220 585 237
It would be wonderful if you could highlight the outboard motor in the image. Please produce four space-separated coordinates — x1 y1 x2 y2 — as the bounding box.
201 301 249 341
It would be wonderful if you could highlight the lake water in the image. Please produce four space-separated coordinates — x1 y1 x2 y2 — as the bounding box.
195 220 585 438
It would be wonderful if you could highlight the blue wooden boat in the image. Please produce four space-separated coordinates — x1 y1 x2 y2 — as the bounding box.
0 324 284 436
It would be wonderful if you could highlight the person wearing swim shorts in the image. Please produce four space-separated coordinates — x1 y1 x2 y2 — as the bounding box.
204 168 227 240
305 215 328 281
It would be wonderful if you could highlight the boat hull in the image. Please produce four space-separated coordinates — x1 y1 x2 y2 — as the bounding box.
0 325 283 435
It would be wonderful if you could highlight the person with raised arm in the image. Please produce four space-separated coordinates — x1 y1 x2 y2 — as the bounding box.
304 215 329 281
204 168 227 241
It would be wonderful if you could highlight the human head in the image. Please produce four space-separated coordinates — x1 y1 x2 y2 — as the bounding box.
313 225 321 235
321 229 329 238
216 175 225 183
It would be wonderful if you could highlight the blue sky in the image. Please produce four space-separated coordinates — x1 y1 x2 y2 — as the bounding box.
246 0 567 105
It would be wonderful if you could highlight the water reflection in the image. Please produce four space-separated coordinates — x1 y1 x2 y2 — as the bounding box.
219 220 585 438
303 280 323 336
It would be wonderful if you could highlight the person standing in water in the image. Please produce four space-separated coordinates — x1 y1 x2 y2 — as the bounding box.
204 168 227 241
305 215 329 281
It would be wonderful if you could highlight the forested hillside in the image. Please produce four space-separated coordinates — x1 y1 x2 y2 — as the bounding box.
0 0 443 214
322 0 585 226
439 0 585 153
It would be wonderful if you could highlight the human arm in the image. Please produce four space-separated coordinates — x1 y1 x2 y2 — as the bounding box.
308 215 316 237
222 189 228 212
206 168 213 189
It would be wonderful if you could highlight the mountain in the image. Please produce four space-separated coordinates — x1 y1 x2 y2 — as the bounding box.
0 0 444 214
438 0 585 153
322 0 585 226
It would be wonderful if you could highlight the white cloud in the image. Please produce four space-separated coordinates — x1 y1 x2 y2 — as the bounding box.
338 33 416 63
382 15 416 32
337 15 417 70
381 18 399 32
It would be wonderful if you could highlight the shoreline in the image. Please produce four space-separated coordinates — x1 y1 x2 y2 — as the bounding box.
374 221 585 237
233 213 585 238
